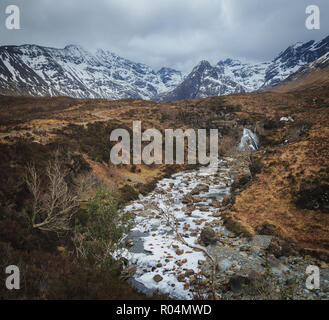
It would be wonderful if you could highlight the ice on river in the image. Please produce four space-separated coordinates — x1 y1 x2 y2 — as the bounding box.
113 159 235 299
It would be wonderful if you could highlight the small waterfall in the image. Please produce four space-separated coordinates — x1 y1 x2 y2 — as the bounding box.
238 128 259 151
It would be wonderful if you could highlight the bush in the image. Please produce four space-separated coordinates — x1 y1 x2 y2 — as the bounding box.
138 179 157 196
263 119 280 130
219 136 237 157
295 179 329 213
249 155 263 176
73 189 132 269
119 185 139 203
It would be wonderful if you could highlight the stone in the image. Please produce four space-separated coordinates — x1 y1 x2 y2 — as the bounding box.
178 274 186 282
182 193 193 204
176 249 184 255
229 268 262 293
240 246 250 252
153 275 163 283
267 237 297 258
267 255 289 275
185 269 195 277
255 222 278 236
191 184 209 195
266 254 281 268
221 238 230 245
212 212 221 217
212 200 221 208
193 197 203 203
200 226 218 245
251 235 273 250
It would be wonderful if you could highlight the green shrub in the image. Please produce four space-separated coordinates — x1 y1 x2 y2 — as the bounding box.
74 189 132 269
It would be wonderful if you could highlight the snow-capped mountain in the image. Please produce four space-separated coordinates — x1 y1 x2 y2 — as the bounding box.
263 35 329 87
155 59 270 101
0 35 328 101
156 35 329 101
0 44 183 100
269 51 329 92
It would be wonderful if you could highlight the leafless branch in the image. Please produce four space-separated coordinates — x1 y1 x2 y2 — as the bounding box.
25 158 79 233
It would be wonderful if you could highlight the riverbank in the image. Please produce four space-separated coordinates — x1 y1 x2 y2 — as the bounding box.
115 157 329 300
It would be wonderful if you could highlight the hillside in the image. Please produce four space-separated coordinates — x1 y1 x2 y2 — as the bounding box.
0 56 329 299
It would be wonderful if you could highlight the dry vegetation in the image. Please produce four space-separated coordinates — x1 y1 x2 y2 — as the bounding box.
224 87 329 259
0 78 328 298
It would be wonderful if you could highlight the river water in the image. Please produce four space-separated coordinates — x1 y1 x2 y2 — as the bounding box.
114 158 236 299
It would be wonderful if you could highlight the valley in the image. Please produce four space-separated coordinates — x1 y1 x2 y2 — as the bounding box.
0 74 328 299
1 0 329 304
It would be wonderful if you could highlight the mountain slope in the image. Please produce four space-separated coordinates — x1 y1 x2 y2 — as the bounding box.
1 36 328 101
157 35 329 101
0 44 183 100
155 59 269 101
268 51 329 93
263 36 329 87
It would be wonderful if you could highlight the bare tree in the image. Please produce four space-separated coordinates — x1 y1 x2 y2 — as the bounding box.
25 158 78 233
73 171 103 198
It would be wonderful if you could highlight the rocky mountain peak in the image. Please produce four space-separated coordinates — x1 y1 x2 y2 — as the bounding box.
1 35 328 101
194 60 212 71
0 44 183 100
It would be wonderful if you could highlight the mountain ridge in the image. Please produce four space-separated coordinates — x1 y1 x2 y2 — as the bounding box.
0 44 183 100
268 51 329 93
0 35 328 101
156 35 329 101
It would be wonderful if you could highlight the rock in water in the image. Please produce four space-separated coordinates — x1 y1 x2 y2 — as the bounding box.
229 268 262 293
200 227 217 245
153 275 163 283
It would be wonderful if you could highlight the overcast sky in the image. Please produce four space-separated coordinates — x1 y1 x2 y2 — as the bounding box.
0 0 328 73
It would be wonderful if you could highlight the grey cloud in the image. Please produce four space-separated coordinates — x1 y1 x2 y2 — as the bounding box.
0 0 328 73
